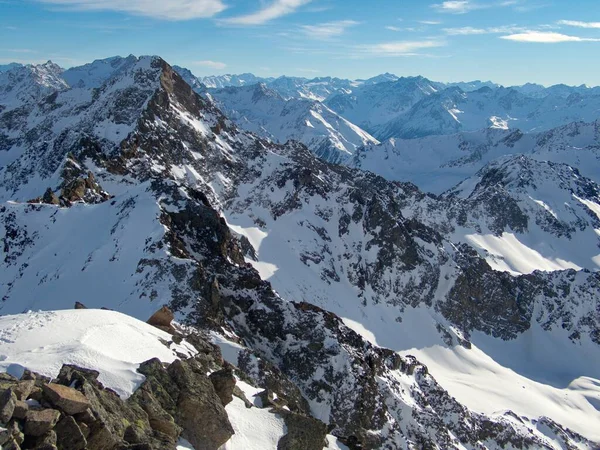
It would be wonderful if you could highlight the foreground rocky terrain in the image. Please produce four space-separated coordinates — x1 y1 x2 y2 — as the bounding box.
0 56 598 449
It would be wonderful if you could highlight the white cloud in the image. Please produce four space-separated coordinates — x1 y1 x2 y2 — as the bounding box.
432 1 481 14
500 31 600 43
419 20 442 25
300 20 359 39
192 60 227 69
558 20 600 29
35 0 225 20
432 0 518 14
444 25 525 35
222 0 311 25
386 26 402 32
356 40 446 56
444 26 487 35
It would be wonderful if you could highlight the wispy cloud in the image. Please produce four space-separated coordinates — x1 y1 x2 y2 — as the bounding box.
34 0 225 20
444 25 525 35
558 20 600 29
222 0 312 25
300 20 359 39
500 31 600 43
386 26 402 32
432 1 483 14
192 60 227 69
294 67 320 74
2 48 37 53
419 20 442 25
432 0 517 14
356 40 446 56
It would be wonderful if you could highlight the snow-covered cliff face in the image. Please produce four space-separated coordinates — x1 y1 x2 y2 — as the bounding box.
206 83 378 164
0 60 68 111
0 55 599 449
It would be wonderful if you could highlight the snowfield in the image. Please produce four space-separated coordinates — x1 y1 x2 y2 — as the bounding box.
0 309 196 398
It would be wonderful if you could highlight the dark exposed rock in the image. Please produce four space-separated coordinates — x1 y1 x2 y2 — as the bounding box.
24 409 60 437
0 387 17 423
12 400 28 420
277 411 328 450
209 368 236 406
74 301 88 309
13 380 35 401
54 415 87 450
167 359 234 450
23 429 57 450
147 306 175 333
41 188 60 205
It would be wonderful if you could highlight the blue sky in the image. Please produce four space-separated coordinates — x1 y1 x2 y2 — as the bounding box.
1 0 600 86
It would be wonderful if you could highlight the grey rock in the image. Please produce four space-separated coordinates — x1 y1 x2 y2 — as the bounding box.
54 415 87 450
0 387 17 423
24 409 60 437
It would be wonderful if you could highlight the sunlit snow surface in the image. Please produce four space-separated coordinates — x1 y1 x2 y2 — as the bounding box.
0 309 196 398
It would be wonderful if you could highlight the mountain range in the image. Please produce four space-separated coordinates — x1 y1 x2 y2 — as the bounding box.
0 55 599 450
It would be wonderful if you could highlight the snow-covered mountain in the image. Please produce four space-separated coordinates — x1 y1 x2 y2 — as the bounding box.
62 54 138 89
1 55 599 449
0 60 68 111
351 120 600 193
207 82 378 163
374 85 600 139
325 76 440 133
199 72 271 89
0 63 22 73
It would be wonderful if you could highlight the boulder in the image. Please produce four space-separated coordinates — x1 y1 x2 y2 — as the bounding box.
74 302 88 309
25 430 57 450
0 387 17 423
232 386 254 409
13 380 35 401
54 415 87 450
42 188 60 205
209 368 236 406
168 360 234 450
147 306 175 330
24 409 60 436
3 420 24 446
0 427 10 446
277 412 328 450
42 383 91 414
12 400 28 419
1 437 22 450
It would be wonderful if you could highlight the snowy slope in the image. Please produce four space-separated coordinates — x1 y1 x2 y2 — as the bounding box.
62 55 138 88
446 156 600 274
0 309 196 397
208 83 378 163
